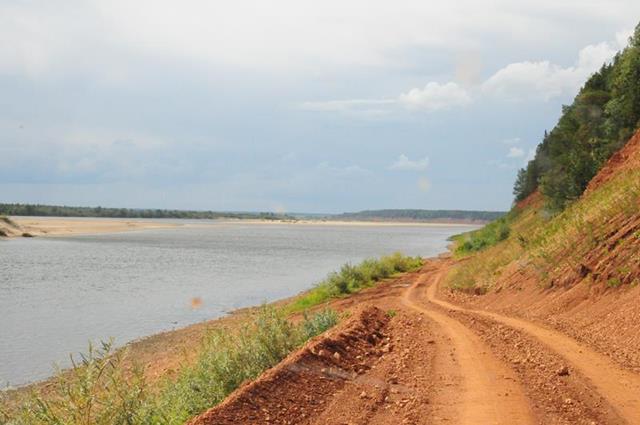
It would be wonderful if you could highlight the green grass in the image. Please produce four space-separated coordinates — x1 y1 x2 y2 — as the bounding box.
1 307 338 425
285 253 423 313
446 168 640 291
451 212 517 256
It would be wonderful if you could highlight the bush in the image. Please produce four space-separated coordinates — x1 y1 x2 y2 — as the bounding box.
9 340 146 425
2 308 338 425
301 309 339 340
454 215 514 256
139 306 337 423
287 253 423 312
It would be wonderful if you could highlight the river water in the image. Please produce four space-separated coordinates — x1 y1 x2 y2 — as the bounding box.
0 220 476 387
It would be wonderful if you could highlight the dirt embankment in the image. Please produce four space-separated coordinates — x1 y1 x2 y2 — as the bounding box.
585 129 640 194
180 132 640 424
180 259 639 424
446 129 640 376
0 216 27 237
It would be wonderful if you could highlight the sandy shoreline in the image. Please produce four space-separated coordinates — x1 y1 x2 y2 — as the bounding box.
9 217 181 237
3 216 479 239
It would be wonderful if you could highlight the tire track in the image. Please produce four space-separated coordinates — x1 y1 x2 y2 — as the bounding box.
402 272 535 425
424 263 640 424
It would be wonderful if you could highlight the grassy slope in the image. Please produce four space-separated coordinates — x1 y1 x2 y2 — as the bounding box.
446 131 640 292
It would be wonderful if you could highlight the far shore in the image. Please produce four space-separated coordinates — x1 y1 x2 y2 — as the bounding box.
6 216 480 238
9 217 181 238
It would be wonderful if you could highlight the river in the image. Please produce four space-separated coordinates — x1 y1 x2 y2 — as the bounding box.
0 220 476 387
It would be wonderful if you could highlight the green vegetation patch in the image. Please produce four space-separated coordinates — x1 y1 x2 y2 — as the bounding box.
451 211 518 256
333 209 505 222
446 168 640 292
1 307 338 425
0 203 292 221
286 253 423 312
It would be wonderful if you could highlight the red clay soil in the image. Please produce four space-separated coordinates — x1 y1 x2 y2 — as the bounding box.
185 259 640 424
585 129 640 194
515 190 543 210
186 132 640 425
447 129 640 377
188 305 392 425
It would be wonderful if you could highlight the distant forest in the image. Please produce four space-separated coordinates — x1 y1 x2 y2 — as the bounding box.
0 204 505 223
0 203 292 220
332 209 505 223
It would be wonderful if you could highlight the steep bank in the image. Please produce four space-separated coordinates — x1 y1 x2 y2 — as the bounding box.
445 128 640 374
0 217 26 238
186 259 637 424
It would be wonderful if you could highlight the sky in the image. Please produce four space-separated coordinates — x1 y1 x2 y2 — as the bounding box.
2 1 640 213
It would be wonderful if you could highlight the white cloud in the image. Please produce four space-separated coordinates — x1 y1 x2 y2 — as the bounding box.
507 147 525 158
525 148 536 163
1 1 639 81
298 99 395 118
487 159 516 170
398 82 472 111
482 33 629 101
389 154 429 171
316 162 371 177
298 25 633 116
281 152 297 162
502 137 521 145
300 81 471 115
615 28 635 48
491 144 536 169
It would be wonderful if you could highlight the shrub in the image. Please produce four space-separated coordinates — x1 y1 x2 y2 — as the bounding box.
2 308 338 425
453 214 514 256
10 340 146 425
139 306 337 423
301 309 339 340
287 253 423 312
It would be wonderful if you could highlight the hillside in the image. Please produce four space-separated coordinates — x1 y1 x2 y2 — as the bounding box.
446 127 640 373
514 23 640 211
183 34 640 424
185 128 640 425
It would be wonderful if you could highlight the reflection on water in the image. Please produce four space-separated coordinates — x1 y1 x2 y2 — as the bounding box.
0 221 476 387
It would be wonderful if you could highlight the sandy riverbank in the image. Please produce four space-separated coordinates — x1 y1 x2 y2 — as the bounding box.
9 217 181 237
2 216 478 239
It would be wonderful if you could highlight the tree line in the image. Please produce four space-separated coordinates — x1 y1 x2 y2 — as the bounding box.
334 209 505 222
0 203 292 220
514 23 640 210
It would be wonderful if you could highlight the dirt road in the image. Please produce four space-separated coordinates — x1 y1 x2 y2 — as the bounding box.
402 272 534 425
420 261 640 424
190 259 640 424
